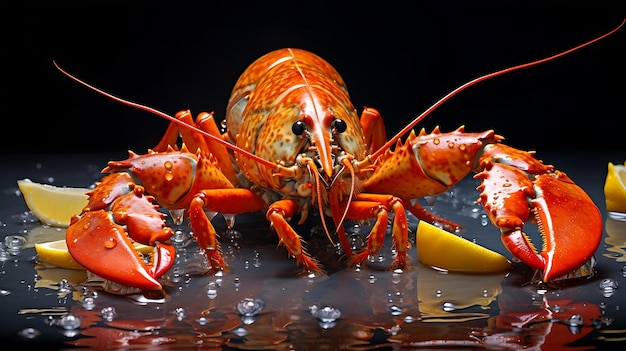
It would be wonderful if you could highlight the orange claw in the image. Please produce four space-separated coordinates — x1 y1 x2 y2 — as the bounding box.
476 145 602 281
67 211 175 290
531 172 603 281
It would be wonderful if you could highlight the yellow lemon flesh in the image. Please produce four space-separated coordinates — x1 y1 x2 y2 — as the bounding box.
416 221 511 274
604 162 626 214
35 239 84 270
17 179 89 228
35 239 154 270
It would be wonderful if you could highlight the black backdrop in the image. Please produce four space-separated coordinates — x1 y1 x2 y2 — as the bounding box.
4 1 625 156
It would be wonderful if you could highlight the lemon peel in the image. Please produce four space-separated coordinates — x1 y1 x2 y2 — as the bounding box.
416 221 511 274
604 162 626 214
35 239 154 270
17 179 89 228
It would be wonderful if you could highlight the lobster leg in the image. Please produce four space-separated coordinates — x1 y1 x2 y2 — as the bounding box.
266 199 324 273
339 193 411 270
187 188 267 272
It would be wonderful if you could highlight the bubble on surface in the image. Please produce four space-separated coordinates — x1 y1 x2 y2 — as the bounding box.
237 297 265 316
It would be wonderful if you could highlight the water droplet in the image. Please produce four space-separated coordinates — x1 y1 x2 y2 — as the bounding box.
404 315 415 323
389 304 403 316
175 307 187 321
480 214 489 226
59 314 81 330
18 327 41 339
232 327 247 336
599 278 618 297
0 289 10 296
206 282 218 299
567 314 584 327
81 297 96 310
100 306 116 321
4 235 26 255
170 210 186 226
104 238 117 249
442 302 456 312
435 290 442 297
223 214 235 229
164 160 173 170
237 297 265 316
197 316 208 325
316 306 341 323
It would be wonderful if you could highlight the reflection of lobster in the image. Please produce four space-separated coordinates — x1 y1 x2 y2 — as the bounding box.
61 21 623 290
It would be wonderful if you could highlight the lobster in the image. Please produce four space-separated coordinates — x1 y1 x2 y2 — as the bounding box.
60 21 623 291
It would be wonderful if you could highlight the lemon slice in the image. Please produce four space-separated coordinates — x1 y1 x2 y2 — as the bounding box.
17 179 89 228
35 239 154 270
604 162 626 214
416 221 511 273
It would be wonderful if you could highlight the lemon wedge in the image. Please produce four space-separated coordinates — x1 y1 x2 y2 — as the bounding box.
17 179 89 228
35 239 154 270
35 239 85 270
604 162 626 214
416 221 511 273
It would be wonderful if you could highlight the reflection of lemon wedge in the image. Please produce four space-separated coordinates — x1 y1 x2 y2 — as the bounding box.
35 239 154 270
17 179 89 228
604 162 626 214
416 221 511 273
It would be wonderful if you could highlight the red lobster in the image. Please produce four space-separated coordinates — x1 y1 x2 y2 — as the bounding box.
60 21 622 290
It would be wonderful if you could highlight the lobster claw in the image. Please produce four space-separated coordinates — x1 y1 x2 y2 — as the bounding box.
476 145 602 282
67 208 176 290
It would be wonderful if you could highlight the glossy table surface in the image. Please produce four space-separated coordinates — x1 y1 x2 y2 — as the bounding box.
0 150 625 350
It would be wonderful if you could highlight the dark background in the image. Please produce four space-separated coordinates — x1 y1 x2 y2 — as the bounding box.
3 1 625 156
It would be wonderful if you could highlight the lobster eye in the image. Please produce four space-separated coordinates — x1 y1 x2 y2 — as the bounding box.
291 120 306 135
332 119 347 133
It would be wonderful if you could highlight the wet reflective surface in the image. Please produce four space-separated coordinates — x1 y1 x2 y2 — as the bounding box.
1 151 625 349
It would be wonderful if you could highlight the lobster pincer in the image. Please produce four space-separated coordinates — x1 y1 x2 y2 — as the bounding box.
475 144 603 281
66 173 176 290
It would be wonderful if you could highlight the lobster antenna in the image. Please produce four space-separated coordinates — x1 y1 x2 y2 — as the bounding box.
371 18 625 160
52 61 279 170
